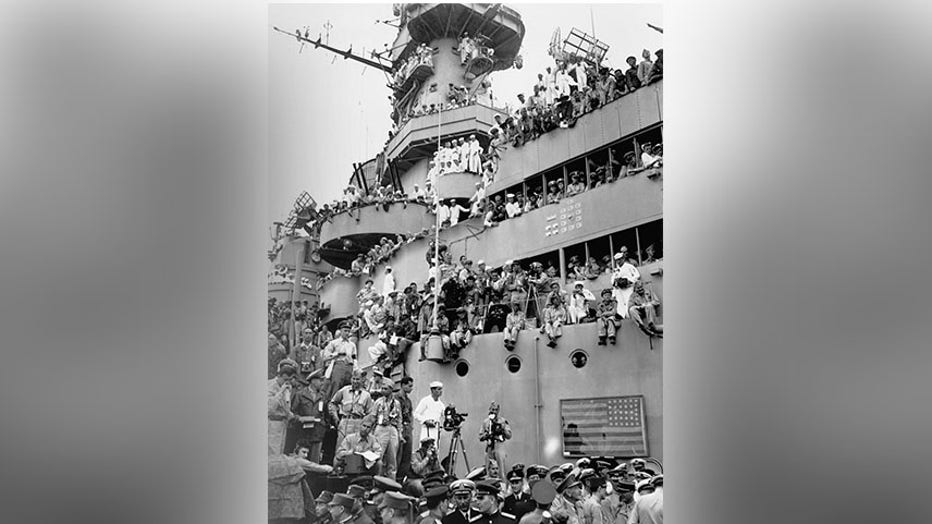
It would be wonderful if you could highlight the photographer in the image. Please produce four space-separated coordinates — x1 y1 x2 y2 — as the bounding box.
268 359 298 455
609 252 639 318
478 402 511 478
410 437 442 478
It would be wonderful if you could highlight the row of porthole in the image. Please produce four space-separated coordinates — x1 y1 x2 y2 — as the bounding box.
453 350 589 377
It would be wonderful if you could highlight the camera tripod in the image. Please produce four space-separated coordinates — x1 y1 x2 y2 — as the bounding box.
442 425 471 478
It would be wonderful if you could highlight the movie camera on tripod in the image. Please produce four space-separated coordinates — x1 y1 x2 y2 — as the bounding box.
442 405 468 431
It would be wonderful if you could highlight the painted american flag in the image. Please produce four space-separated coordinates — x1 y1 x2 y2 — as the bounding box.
561 396 648 457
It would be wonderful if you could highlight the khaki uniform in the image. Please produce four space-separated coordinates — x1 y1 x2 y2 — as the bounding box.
329 386 373 441
580 496 605 524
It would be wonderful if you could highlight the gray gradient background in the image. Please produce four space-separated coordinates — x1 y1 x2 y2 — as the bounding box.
3 1 932 523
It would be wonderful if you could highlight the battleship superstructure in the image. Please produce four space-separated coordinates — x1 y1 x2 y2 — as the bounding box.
270 3 663 474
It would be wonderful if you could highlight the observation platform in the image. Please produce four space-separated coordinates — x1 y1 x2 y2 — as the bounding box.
395 61 434 96
317 202 434 268
392 3 525 69
386 103 506 171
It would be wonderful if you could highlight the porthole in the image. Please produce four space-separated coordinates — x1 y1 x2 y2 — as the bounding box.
570 349 588 368
455 359 470 377
505 355 522 374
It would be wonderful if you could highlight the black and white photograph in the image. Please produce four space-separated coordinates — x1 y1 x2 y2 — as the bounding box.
268 4 663 523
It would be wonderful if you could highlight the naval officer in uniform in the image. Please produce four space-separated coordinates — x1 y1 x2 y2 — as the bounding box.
469 479 516 524
329 493 363 524
502 466 533 522
417 485 449 524
442 479 476 524
517 480 557 524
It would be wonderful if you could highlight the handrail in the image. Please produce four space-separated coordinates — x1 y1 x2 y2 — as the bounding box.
386 103 508 160
321 199 432 222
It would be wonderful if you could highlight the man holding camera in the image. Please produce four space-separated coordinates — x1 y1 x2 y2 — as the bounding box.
478 402 512 479
396 376 415 479
372 378 403 480
411 436 443 478
269 359 298 455
287 368 327 462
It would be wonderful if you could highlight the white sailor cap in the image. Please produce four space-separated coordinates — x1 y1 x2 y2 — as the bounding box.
613 253 625 260
449 479 476 494
429 381 443 389
506 193 515 198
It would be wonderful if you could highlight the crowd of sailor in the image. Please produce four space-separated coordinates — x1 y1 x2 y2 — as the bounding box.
276 244 661 393
307 185 432 236
320 235 412 287
392 43 436 91
269 356 664 523
457 32 494 66
308 46 664 239
391 79 494 134
284 41 665 368
269 297 324 376
427 135 485 177
489 49 662 149
429 50 663 230
431 140 661 232
461 138 660 231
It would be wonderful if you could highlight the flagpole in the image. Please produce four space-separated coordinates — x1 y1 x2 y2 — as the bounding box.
590 5 596 38
430 103 442 333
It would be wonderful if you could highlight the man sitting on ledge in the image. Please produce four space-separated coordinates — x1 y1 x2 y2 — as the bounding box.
628 281 663 337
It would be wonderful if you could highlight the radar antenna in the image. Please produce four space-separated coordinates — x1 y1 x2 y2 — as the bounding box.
272 26 393 73
282 191 319 236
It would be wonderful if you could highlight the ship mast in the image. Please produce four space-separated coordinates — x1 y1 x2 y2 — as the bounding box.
271 26 393 73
